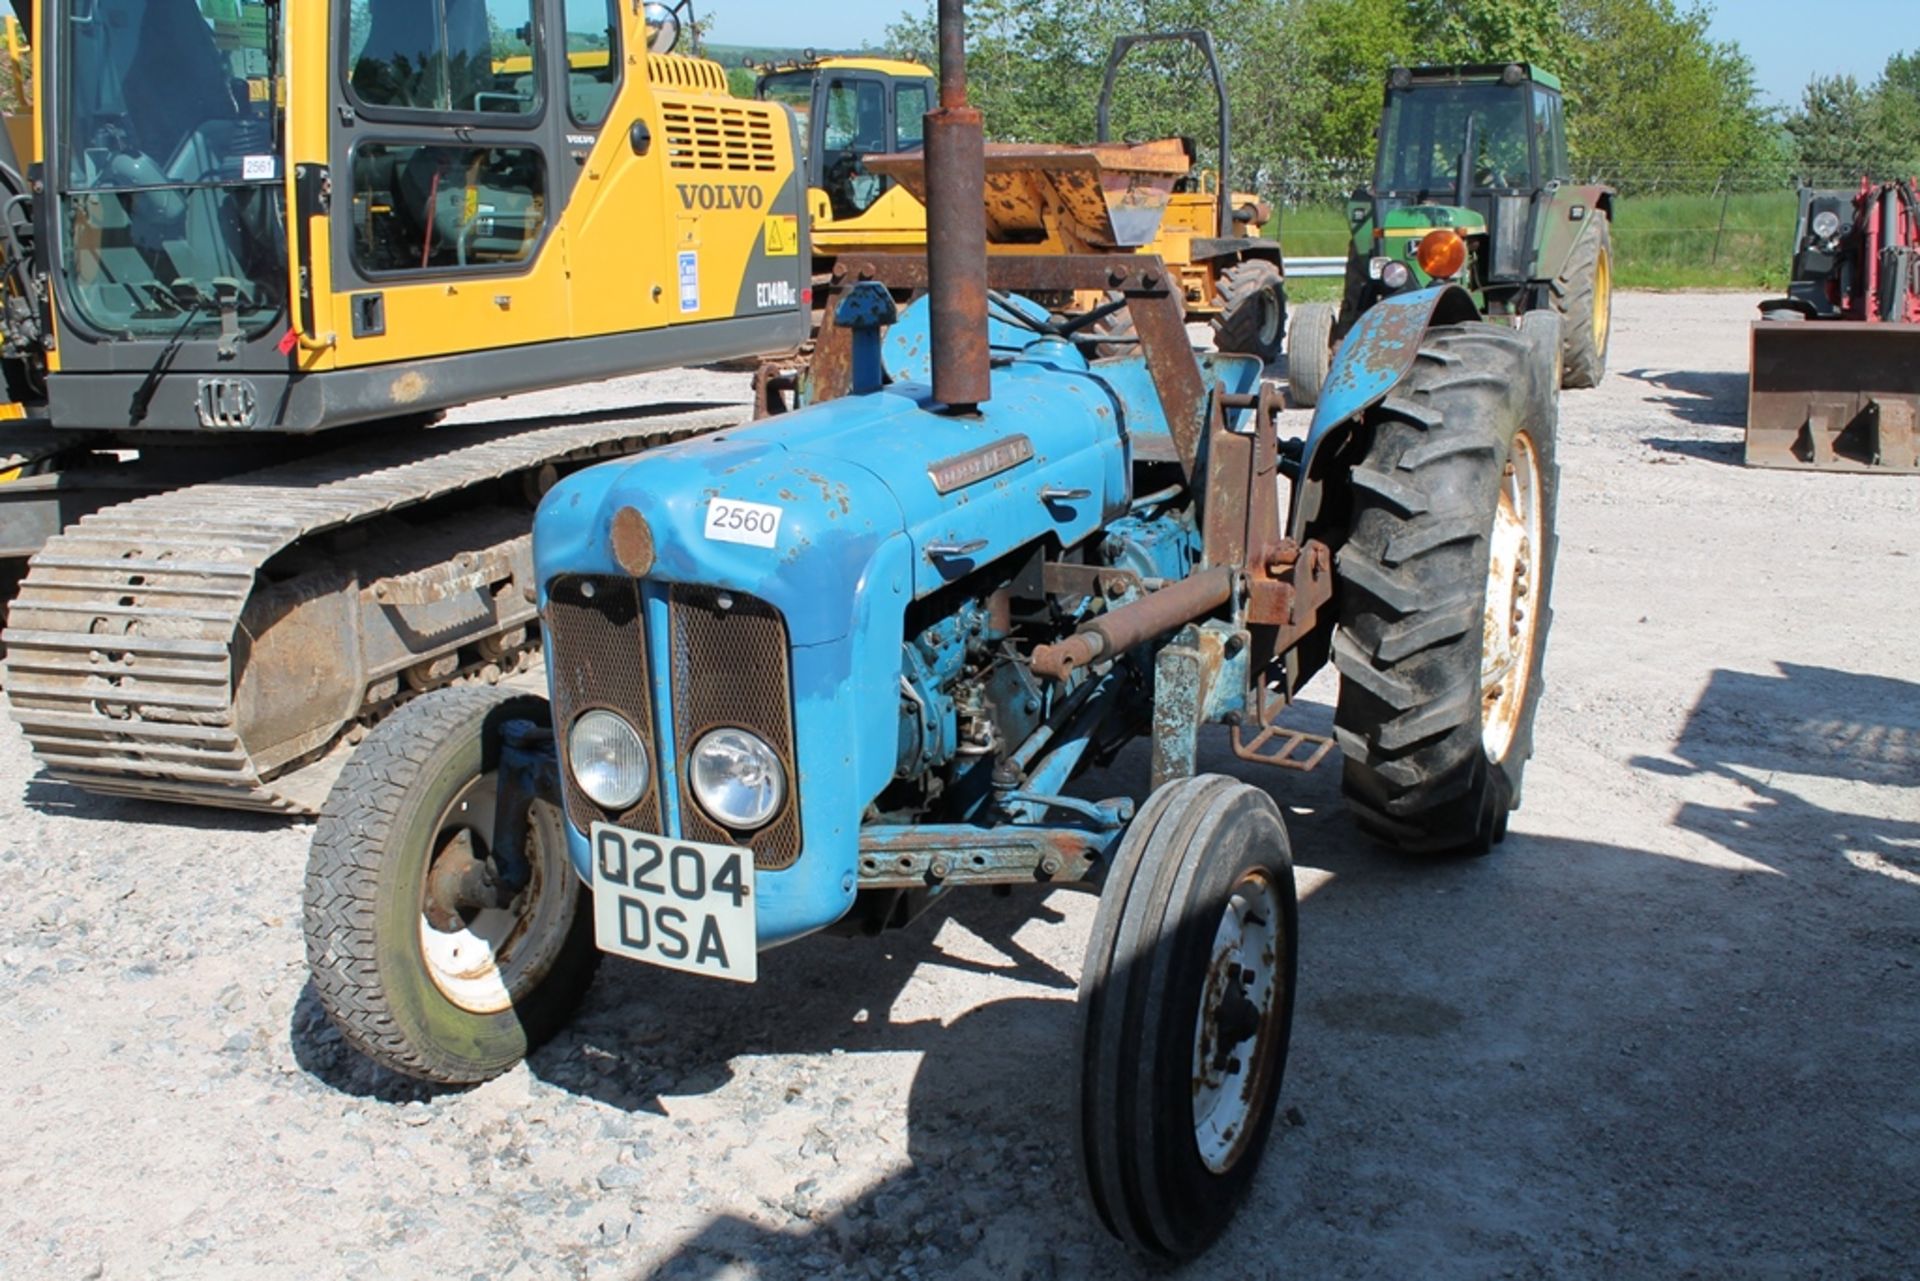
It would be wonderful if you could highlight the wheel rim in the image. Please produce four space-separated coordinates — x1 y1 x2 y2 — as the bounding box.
1592 249 1611 354
1190 867 1286 1175
1481 431 1544 762
417 776 575 1015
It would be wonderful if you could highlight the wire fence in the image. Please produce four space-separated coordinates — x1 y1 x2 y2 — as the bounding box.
1260 158 1893 284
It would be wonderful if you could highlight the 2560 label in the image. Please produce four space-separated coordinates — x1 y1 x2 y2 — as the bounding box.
703 497 784 548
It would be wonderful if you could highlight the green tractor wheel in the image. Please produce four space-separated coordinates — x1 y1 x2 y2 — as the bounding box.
1285 301 1337 409
1551 217 1613 388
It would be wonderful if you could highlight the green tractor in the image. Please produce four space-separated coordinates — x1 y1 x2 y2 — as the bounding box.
1288 63 1614 406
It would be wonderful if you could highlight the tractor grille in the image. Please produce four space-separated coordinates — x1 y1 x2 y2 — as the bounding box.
545 575 662 836
669 585 802 870
659 100 779 173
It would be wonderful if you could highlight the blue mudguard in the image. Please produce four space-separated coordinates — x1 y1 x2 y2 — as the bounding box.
1290 284 1479 541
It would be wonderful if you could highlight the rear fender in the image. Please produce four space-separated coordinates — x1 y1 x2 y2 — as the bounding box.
1291 283 1480 543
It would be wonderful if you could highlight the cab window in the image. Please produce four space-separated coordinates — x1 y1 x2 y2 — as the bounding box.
895 81 928 150
820 77 887 218
562 0 621 126
1533 87 1569 182
350 143 546 274
348 0 542 118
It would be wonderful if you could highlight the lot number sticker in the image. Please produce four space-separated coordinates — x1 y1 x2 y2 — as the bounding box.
703 497 783 548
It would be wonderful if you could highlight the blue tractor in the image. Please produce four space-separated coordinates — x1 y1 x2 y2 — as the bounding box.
300 1 1561 1260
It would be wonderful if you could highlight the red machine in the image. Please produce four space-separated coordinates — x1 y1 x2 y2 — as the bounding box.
1748 179 1920 471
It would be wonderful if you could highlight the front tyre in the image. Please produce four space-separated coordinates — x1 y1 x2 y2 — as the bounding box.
1333 322 1560 856
304 687 599 1084
1076 775 1299 1261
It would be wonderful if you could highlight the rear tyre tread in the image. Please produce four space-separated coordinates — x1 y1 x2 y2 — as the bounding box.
1333 322 1559 857
1552 218 1612 389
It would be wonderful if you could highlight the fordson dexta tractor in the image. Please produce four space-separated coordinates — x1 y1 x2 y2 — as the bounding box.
302 1 1561 1260
1289 63 1613 406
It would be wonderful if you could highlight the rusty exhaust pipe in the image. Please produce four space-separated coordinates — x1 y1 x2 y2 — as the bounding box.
922 0 991 411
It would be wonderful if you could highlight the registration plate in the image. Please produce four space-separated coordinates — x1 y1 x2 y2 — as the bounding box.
589 824 757 983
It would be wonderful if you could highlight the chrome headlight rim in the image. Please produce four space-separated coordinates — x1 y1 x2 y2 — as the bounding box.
688 725 787 831
568 708 651 812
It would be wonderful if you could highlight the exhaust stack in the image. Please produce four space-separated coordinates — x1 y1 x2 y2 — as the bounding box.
921 0 991 410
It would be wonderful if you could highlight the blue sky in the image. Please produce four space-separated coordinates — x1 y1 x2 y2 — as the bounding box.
701 0 1910 110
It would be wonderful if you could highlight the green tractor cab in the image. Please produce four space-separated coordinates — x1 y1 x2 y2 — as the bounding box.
1289 62 1614 405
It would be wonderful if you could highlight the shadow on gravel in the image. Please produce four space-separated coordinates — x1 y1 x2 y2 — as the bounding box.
288 981 476 1103
20 774 300 833
1632 661 1920 879
1621 367 1748 430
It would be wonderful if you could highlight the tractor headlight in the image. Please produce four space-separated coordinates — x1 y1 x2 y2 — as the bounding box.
689 728 786 830
569 710 650 811
1381 260 1413 289
1811 210 1842 241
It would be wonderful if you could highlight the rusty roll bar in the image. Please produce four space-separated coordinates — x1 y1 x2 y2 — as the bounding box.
1030 566 1237 681
922 0 991 411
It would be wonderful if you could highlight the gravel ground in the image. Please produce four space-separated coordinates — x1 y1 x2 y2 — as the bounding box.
1 291 1915 1280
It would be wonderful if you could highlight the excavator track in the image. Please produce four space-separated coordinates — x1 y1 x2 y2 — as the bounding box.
2 404 746 814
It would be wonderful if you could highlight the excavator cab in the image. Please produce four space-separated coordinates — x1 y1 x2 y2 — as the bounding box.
7 0 807 433
754 56 934 225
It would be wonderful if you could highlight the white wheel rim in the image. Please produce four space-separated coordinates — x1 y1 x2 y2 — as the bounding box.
1481 431 1544 762
1191 868 1285 1174
419 780 576 1015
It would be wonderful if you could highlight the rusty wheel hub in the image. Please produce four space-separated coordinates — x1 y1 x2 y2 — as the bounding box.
417 776 573 1015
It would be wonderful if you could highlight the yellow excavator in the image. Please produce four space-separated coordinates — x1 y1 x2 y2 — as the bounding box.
0 0 810 812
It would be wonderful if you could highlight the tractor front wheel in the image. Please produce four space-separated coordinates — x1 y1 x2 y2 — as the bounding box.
1286 301 1337 408
1210 259 1287 365
1075 775 1298 1261
1333 322 1560 855
1552 217 1613 388
304 687 600 1084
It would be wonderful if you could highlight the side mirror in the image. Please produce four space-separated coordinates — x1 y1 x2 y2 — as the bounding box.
643 2 680 56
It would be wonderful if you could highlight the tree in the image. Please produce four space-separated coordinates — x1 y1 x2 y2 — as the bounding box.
1561 0 1778 189
1785 73 1909 184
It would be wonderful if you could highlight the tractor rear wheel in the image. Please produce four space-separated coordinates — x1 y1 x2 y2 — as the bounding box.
1286 301 1337 408
304 687 599 1084
1076 775 1298 1260
1551 217 1612 388
1332 323 1559 855
1210 259 1287 365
